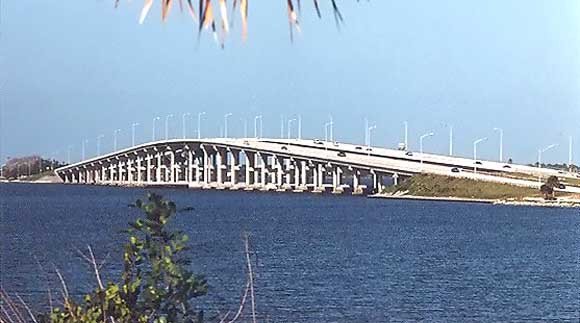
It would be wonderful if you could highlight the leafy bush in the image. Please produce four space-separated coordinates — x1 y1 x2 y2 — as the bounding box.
43 193 208 323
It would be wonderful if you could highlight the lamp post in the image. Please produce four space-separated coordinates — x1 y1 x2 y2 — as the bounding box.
419 132 434 171
298 115 302 139
328 115 334 142
287 118 296 139
152 116 160 141
493 127 503 162
241 118 248 138
114 129 122 151
404 121 409 150
280 115 285 139
473 137 488 175
367 125 377 148
165 114 173 140
182 113 191 139
538 143 558 182
197 112 206 139
224 113 232 138
82 139 89 160
569 136 573 169
97 134 104 156
446 124 453 156
254 115 262 138
67 145 72 164
132 122 140 146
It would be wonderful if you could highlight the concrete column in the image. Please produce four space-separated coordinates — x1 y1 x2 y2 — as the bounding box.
195 154 201 184
136 158 143 184
284 160 291 187
352 169 362 195
393 173 399 186
301 161 307 188
230 150 238 187
318 164 324 190
254 152 260 187
244 151 252 188
312 163 318 188
261 154 267 187
127 159 134 184
216 149 224 186
156 153 162 183
202 147 210 184
146 155 152 183
169 151 175 183
109 164 115 183
294 160 300 188
275 156 283 188
188 150 194 183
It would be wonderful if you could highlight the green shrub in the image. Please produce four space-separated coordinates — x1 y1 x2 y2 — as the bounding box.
43 193 208 323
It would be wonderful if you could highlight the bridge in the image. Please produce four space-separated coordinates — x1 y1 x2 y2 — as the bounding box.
55 138 580 195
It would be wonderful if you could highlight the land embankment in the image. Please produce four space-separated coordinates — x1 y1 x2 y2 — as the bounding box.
377 173 580 207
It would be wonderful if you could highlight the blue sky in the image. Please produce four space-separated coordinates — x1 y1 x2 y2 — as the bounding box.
1 0 579 164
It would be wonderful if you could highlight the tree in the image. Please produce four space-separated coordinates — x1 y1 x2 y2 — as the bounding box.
540 184 554 200
545 175 560 189
44 193 208 323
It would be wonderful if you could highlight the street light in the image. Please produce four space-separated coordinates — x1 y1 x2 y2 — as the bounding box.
97 134 105 156
445 124 453 156
114 129 122 151
328 115 334 142
81 139 89 160
67 145 72 164
224 113 232 138
287 118 296 139
568 136 573 169
132 122 140 146
419 132 435 171
197 112 206 139
254 115 262 138
165 114 174 140
182 113 191 139
298 115 302 139
538 143 558 182
473 137 488 175
404 121 409 150
367 125 377 148
152 117 160 141
493 127 503 162
241 118 248 138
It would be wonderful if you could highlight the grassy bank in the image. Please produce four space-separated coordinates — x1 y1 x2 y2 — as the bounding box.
383 174 539 200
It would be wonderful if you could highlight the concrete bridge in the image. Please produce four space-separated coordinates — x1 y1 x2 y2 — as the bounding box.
55 138 580 195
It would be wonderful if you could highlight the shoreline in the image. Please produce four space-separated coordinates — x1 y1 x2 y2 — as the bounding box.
371 193 580 208
3 180 580 208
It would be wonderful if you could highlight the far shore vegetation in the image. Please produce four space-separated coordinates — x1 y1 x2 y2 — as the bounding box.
383 173 541 200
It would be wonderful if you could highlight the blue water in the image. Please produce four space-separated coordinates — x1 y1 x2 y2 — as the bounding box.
1 183 579 322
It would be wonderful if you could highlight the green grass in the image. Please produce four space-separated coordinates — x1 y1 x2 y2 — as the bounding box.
384 173 540 200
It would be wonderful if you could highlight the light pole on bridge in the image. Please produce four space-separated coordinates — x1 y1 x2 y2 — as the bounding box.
538 143 558 183
493 127 503 162
152 117 160 141
404 121 409 151
81 139 89 161
197 112 206 139
473 137 488 175
97 134 104 156
224 113 232 138
419 132 435 171
114 129 122 151
182 113 191 139
367 124 377 150
165 114 174 140
132 123 140 146
287 118 296 139
254 115 262 138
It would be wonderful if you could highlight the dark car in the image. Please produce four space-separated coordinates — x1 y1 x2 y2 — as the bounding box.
451 167 460 173
355 146 363 150
405 151 413 156
365 147 372 152
281 146 288 151
474 161 482 165
337 151 347 157
558 183 566 189
503 165 511 169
